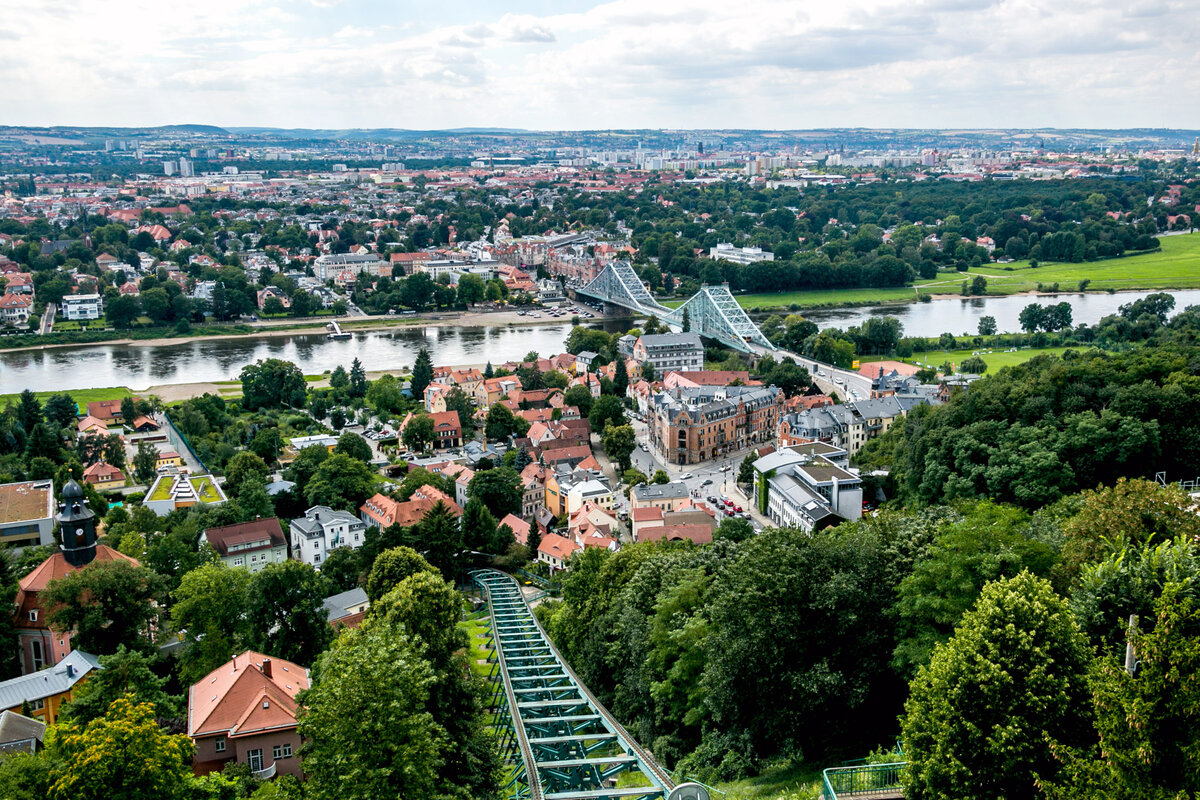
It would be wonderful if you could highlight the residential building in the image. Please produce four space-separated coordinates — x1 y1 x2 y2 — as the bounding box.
431 411 463 449
709 243 775 265
636 523 714 545
0 710 45 754
203 518 288 572
81 462 125 491
188 652 308 778
648 384 782 465
632 333 704 375
0 650 101 725
60 293 104 321
86 399 126 426
0 480 56 548
156 450 184 470
575 351 599 373
537 532 581 572
359 486 462 529
312 253 388 281
323 587 370 629
0 293 32 324
752 446 863 532
630 482 691 512
14 481 137 673
290 506 367 567
474 376 522 408
143 473 227 516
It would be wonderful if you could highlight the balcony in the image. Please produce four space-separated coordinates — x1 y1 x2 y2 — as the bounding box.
251 762 277 780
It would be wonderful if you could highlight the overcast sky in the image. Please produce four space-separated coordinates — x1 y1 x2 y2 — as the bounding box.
2 0 1197 130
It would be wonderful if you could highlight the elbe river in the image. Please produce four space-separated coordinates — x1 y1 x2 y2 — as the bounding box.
2 289 1198 394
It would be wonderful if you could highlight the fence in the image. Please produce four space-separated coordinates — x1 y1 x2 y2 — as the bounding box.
821 762 905 800
162 413 210 474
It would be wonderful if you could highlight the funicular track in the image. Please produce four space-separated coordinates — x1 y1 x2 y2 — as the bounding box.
471 569 676 800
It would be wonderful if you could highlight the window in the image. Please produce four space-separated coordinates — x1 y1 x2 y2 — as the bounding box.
215 737 226 753
233 558 244 566
247 748 263 772
30 639 44 671
28 610 37 622
273 743 293 759
313 554 321 564
31 698 44 711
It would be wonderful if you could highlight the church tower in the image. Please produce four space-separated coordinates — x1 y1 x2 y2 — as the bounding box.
57 480 98 568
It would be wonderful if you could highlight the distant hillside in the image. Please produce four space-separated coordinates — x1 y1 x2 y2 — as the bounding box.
225 127 531 141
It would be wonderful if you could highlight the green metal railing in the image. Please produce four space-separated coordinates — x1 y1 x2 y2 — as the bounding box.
821 762 905 800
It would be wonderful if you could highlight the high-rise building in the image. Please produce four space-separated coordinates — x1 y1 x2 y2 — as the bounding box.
178 157 194 177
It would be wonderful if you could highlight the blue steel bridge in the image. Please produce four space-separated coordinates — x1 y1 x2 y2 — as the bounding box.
571 261 775 355
470 569 676 800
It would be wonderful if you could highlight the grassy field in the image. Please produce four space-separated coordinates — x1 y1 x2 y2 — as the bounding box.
710 761 824 800
662 232 1200 311
0 385 135 408
862 345 1082 372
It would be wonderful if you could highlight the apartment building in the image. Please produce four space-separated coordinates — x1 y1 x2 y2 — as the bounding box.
648 384 782 465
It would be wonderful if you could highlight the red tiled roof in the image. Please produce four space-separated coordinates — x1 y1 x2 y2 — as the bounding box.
188 651 308 739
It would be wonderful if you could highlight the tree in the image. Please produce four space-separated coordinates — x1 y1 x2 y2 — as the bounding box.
402 413 436 453
105 294 141 328
246 561 333 666
902 572 1094 800
48 697 193 800
737 453 756 484
44 561 164 656
969 275 987 295
411 348 434 401
457 273 485 306
714 517 754 542
61 645 177 725
413 502 464 578
977 315 997 336
335 431 373 463
169 562 251 685
1019 303 1045 333
240 359 306 410
1042 583 1200 800
297 621 444 800
44 393 79 430
467 466 523 518
366 546 437 603
613 357 629 397
16 390 41 434
303 453 376 512
563 385 595 416
320 546 363 592
485 403 527 442
681 307 691 332
461 498 499 554
601 424 636 472
651 469 670 484
959 355 988 374
589 394 625 432
249 426 284 464
349 358 368 398
223 451 269 494
329 365 349 390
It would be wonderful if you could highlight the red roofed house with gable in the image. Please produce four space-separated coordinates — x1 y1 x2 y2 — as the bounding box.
188 651 309 778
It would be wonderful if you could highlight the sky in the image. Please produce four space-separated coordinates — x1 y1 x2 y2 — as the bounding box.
1 0 1198 131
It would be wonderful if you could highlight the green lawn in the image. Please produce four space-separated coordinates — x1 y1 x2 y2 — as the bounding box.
660 233 1200 311
863 345 1083 372
709 761 824 800
0 385 135 408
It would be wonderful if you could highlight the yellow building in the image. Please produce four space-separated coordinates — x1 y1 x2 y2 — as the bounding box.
0 650 101 725
155 450 184 470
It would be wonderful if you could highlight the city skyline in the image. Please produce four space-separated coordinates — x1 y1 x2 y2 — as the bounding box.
2 0 1196 131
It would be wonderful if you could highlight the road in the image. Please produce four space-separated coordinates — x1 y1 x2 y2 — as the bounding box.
768 345 873 401
626 414 766 531
40 303 55 335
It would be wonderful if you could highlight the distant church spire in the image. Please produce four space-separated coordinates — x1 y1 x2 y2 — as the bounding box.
57 480 98 568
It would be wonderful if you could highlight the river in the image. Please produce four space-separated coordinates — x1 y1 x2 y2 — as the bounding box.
2 289 1198 394
797 289 1200 339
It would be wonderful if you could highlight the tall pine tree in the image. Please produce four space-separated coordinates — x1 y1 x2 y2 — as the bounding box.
411 348 434 401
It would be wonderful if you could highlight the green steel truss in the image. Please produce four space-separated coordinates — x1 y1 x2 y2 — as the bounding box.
471 568 676 800
575 261 774 354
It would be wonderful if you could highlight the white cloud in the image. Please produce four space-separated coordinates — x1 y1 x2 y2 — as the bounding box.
0 0 1196 129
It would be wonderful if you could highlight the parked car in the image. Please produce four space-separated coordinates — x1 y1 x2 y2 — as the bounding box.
733 505 742 513
680 472 693 480
724 508 735 517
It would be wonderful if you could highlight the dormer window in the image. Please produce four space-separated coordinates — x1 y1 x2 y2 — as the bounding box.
28 610 37 622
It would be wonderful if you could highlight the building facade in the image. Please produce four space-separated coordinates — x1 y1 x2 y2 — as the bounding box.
648 385 782 465
60 294 104 321
289 506 367 567
632 333 704 375
203 518 288 572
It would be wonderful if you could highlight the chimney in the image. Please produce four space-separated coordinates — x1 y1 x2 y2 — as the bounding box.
66 664 74 678
261 658 272 678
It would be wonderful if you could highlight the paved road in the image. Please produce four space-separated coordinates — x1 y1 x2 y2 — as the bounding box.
40 303 56 335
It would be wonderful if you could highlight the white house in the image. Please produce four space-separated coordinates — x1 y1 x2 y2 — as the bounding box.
59 294 103 321
288 506 367 567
